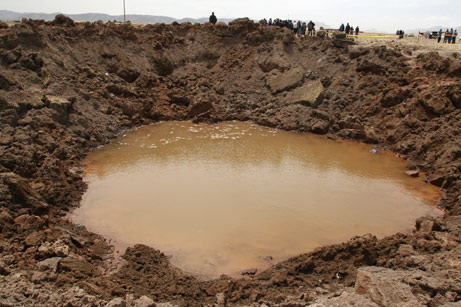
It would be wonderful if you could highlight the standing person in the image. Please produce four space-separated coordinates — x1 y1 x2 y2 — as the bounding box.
453 30 458 44
444 29 449 43
209 12 217 25
438 29 443 43
339 23 345 32
350 26 354 35
355 26 359 36
448 28 453 44
307 20 314 36
345 23 350 35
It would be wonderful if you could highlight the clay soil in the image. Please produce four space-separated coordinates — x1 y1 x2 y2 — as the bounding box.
0 15 460 306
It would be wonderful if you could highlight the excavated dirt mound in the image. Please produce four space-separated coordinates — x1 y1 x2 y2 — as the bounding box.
0 17 460 306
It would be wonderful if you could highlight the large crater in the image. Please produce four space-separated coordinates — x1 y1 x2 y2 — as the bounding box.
0 16 460 306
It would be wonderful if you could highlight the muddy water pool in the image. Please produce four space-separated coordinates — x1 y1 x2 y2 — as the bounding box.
72 121 442 278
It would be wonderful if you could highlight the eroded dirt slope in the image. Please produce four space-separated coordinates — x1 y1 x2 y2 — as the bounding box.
0 16 460 306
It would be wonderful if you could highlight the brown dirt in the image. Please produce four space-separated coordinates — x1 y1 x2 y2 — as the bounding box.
0 17 460 306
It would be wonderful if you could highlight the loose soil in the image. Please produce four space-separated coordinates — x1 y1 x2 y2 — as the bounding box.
0 16 460 306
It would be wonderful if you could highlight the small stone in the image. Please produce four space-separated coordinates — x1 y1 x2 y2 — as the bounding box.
106 297 126 307
133 295 155 307
419 220 435 233
0 211 13 224
266 67 304 94
38 257 61 272
241 268 257 276
25 231 46 247
31 271 47 283
216 292 225 305
398 244 415 257
405 170 419 177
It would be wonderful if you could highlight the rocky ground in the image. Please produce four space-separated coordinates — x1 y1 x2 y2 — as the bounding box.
0 15 460 306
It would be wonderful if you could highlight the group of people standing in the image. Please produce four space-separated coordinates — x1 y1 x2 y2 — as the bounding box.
267 19 316 36
437 28 458 44
339 23 359 36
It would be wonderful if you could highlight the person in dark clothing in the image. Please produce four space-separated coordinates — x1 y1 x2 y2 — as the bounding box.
355 26 359 35
339 23 345 32
307 21 315 36
345 23 350 35
209 12 217 25
453 30 458 44
438 29 443 43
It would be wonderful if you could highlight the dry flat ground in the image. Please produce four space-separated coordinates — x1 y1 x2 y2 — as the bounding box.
0 16 460 306
355 35 461 56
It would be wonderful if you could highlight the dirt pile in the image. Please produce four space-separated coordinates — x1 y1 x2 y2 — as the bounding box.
0 16 460 306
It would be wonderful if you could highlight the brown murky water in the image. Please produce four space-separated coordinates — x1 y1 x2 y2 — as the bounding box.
72 121 442 278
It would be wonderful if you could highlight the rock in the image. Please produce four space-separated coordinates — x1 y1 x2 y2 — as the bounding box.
25 231 46 247
241 268 257 276
284 80 325 107
365 127 379 144
349 46 370 59
444 216 461 236
398 244 415 257
310 289 379 306
333 32 347 39
420 95 453 116
405 170 419 177
316 30 326 38
133 295 155 307
13 214 44 230
311 120 329 134
0 210 13 225
58 256 95 277
266 67 304 94
187 100 214 118
31 270 47 283
44 95 72 123
216 292 225 305
381 89 410 108
256 54 290 72
355 267 423 306
117 69 141 83
0 74 14 91
106 297 126 307
0 261 10 276
38 240 70 257
417 219 436 233
38 257 62 272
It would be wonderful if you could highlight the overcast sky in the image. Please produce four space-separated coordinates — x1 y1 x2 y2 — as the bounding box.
3 0 461 31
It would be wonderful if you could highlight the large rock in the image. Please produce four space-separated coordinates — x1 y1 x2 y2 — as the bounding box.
284 80 324 107
266 67 304 94
355 267 423 306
